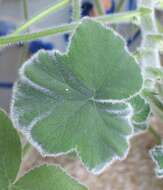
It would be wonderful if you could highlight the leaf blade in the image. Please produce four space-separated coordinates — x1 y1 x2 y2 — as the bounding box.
11 19 143 173
62 19 142 100
0 109 21 190
13 165 87 190
130 95 150 132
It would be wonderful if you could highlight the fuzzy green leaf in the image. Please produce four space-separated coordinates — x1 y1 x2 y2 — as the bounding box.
13 165 86 190
0 109 87 190
151 146 163 177
11 19 142 173
130 95 150 132
0 109 21 190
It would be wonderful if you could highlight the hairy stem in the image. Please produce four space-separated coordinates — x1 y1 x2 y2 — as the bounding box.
138 1 162 146
23 0 29 21
138 0 160 68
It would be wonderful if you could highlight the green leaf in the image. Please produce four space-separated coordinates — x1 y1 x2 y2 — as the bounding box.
150 146 163 177
145 93 163 123
11 18 143 173
0 109 21 190
129 95 150 132
13 165 87 190
0 109 87 190
60 21 142 100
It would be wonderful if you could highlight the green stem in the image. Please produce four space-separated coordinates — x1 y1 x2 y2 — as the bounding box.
98 9 146 24
0 22 76 46
138 0 160 68
71 0 81 21
20 0 29 65
0 9 149 46
94 0 104 15
12 0 70 35
116 0 126 12
23 0 29 21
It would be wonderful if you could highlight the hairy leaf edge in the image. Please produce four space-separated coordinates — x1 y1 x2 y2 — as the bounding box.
65 17 143 103
10 88 134 174
10 18 143 174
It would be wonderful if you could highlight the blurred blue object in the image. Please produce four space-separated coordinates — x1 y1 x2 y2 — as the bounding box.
127 29 141 46
0 21 16 89
126 1 139 46
0 82 13 89
29 40 54 54
0 20 16 36
64 33 70 42
127 0 137 10
81 1 93 17
106 0 115 14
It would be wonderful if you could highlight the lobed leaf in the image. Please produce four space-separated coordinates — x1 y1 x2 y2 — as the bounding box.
0 109 87 190
130 95 150 132
11 18 143 173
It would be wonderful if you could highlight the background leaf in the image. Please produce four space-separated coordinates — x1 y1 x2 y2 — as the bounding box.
0 109 21 190
129 95 150 132
13 165 87 190
11 19 143 173
150 146 163 177
0 109 87 190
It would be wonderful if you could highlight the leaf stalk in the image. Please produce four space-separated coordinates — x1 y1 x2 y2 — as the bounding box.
0 8 150 47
